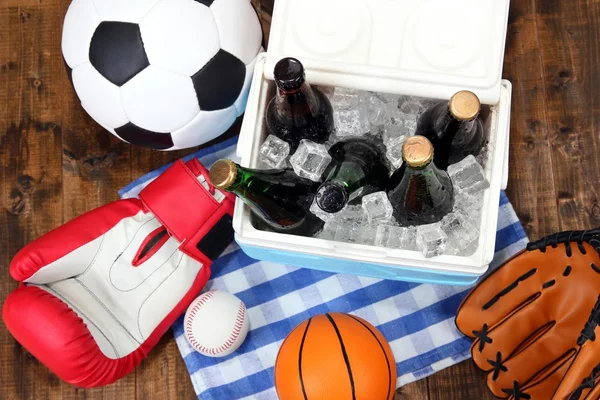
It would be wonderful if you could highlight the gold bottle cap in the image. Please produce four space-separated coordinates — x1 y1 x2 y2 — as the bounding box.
402 136 434 168
449 90 481 121
209 159 237 189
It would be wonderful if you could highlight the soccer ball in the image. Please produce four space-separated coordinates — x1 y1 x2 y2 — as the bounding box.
62 0 263 151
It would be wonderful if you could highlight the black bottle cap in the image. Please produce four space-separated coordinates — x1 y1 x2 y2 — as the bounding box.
316 182 349 214
274 57 305 92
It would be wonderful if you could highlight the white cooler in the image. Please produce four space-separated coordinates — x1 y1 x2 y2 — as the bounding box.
232 0 513 286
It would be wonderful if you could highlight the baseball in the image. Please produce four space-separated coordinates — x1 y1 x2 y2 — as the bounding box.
184 290 250 358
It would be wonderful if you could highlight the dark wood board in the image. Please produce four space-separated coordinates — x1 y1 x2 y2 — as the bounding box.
1 0 599 398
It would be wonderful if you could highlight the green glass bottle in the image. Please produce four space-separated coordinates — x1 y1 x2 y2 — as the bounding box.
315 138 390 214
209 159 324 237
387 136 454 226
415 90 485 170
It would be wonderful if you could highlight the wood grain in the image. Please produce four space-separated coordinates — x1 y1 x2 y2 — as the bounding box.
534 0 600 231
502 0 561 239
1 0 600 399
0 2 65 400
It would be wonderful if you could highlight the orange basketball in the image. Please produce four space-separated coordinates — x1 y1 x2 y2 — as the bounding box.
274 312 397 400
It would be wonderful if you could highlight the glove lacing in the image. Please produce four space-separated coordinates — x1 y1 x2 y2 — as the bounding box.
526 228 600 258
577 295 600 346
568 363 600 400
502 380 531 400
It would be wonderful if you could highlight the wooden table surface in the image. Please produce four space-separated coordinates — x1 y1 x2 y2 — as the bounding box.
1 0 599 399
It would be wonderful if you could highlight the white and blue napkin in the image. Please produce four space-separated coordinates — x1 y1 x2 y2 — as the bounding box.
119 136 528 400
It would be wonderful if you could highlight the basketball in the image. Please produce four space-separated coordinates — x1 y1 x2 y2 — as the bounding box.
274 312 396 400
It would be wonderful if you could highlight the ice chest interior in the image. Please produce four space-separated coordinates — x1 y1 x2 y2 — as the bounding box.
232 0 514 286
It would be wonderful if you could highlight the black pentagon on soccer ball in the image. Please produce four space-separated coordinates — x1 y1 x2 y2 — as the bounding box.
192 50 246 111
115 122 174 150
89 22 150 87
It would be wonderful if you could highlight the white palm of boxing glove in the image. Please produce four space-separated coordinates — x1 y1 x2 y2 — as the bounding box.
2 159 235 388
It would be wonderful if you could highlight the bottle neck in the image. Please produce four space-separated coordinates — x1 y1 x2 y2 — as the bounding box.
225 165 260 195
404 160 437 176
275 82 320 122
323 159 367 201
438 107 475 138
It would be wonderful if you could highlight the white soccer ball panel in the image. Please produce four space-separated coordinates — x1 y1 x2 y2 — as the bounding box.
211 0 263 65
91 0 161 23
233 55 258 117
121 66 200 133
171 106 237 150
72 63 129 129
62 0 101 69
140 0 220 77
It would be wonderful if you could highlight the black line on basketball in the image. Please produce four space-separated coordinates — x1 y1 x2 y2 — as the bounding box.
325 313 356 400
298 317 312 400
347 314 392 400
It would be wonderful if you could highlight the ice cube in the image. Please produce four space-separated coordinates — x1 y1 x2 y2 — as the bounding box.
375 225 417 249
334 221 363 244
362 192 394 222
333 109 371 138
448 155 490 194
333 221 376 245
259 135 290 169
382 123 414 147
289 140 332 182
375 92 400 105
385 134 408 169
416 223 448 258
454 191 484 223
398 96 429 115
334 205 367 223
475 141 490 168
317 221 337 240
365 94 388 126
330 87 361 110
441 211 480 255
386 104 418 127
360 223 378 245
311 202 366 223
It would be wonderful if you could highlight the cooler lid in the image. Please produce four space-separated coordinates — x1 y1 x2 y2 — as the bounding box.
264 0 511 104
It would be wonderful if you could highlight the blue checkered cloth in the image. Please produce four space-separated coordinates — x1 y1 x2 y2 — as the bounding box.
119 136 528 400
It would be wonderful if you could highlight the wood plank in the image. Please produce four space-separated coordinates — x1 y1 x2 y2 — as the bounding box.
502 0 561 239
427 361 496 400
395 376 429 400
0 6 24 400
257 0 274 47
0 2 65 400
136 333 197 400
534 0 600 231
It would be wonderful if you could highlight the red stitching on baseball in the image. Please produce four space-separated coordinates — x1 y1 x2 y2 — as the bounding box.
185 293 247 355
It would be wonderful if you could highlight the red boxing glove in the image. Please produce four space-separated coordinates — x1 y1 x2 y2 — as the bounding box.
2 159 235 388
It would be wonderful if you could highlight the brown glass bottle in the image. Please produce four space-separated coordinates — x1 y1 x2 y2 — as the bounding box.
414 90 485 170
266 57 334 151
387 136 454 226
209 159 324 237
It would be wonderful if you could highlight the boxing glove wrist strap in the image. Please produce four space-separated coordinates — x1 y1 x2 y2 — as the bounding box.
138 158 235 265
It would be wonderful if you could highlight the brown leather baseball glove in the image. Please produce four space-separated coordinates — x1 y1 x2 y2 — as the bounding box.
456 229 600 399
